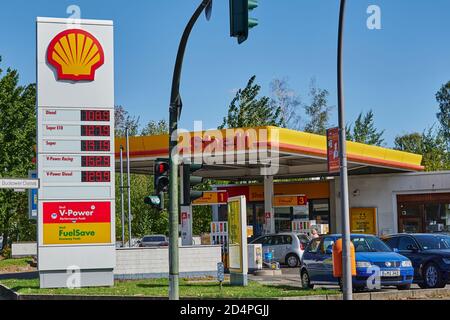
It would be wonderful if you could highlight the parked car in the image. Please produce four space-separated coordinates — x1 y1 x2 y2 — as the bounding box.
250 232 310 268
300 234 414 291
139 235 169 248
382 233 450 289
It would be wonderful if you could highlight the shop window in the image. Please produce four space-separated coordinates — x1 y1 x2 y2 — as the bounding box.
247 204 254 228
218 205 228 222
399 203 421 217
309 199 331 225
424 203 450 233
275 207 292 233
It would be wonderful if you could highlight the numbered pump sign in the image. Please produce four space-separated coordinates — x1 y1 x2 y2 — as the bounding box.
36 17 115 289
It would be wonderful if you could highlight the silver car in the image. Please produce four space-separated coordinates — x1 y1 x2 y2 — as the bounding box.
250 232 310 268
139 235 169 248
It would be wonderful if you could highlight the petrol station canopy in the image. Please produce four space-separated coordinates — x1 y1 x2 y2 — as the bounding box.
115 126 424 180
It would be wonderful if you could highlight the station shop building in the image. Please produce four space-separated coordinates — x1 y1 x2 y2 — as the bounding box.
212 171 450 237
115 126 450 238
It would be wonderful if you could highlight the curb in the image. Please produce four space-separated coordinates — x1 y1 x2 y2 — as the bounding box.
1 284 450 301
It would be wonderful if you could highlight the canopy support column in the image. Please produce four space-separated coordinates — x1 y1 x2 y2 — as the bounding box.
264 175 275 234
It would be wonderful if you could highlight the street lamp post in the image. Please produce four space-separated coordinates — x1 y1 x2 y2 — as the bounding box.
337 0 353 300
168 0 213 301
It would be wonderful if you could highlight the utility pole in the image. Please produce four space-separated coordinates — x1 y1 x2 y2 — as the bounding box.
120 146 126 247
168 0 213 301
126 128 133 248
337 0 353 301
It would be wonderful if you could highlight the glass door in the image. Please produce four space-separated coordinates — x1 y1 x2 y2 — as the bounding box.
398 203 424 233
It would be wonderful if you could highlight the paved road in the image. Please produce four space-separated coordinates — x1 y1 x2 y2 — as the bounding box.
249 267 449 292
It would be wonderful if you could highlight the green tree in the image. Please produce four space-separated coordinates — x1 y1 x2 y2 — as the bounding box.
346 110 385 146
116 174 169 242
303 79 333 135
436 81 450 148
394 128 449 171
219 76 284 129
141 119 169 136
0 57 37 251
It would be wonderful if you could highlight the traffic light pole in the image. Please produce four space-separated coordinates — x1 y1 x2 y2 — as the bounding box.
168 0 212 301
337 0 353 301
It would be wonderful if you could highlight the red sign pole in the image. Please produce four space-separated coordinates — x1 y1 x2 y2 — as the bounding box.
327 128 340 174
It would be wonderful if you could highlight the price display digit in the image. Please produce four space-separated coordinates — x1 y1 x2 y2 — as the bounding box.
81 156 111 168
81 140 111 152
81 110 110 122
81 171 111 183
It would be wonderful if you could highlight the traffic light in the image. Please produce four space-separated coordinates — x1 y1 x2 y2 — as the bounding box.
144 159 169 210
229 0 259 44
154 159 170 194
182 164 205 206
144 194 164 211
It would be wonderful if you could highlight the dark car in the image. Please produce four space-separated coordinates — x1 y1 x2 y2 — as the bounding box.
300 234 414 291
382 234 450 289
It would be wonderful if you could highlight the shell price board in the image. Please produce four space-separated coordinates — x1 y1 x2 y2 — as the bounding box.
37 18 115 288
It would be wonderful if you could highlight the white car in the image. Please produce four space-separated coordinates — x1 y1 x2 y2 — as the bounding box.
250 232 310 268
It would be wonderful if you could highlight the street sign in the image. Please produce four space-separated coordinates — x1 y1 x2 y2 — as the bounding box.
181 206 193 246
37 17 115 289
29 171 38 220
0 179 39 190
217 262 225 283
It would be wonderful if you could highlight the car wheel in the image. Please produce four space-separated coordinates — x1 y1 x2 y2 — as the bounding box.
422 263 445 289
397 284 411 291
286 254 300 268
301 270 314 290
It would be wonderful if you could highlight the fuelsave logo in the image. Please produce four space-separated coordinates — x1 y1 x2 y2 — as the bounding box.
44 202 111 224
59 228 96 237
44 223 111 245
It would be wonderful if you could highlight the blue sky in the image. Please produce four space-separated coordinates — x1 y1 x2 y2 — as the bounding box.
1 0 449 146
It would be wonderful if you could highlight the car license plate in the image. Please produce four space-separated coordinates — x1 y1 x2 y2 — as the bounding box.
381 270 401 277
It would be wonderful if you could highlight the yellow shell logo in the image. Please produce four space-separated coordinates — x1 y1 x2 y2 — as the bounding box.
47 29 105 81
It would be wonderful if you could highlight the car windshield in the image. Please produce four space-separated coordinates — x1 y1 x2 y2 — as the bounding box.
351 236 392 253
143 236 166 242
415 235 450 250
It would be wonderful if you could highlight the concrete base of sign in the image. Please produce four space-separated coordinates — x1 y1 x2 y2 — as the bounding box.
39 269 114 289
230 273 248 287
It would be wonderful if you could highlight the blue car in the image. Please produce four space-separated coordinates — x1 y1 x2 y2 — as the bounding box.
300 234 414 291
382 233 450 289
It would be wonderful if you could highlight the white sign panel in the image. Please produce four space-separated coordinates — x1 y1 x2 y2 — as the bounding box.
181 206 193 246
0 179 39 190
37 17 115 289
